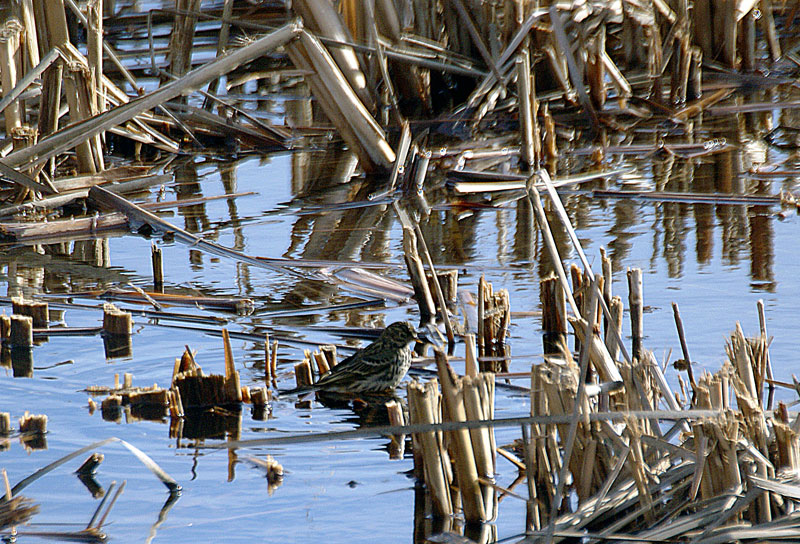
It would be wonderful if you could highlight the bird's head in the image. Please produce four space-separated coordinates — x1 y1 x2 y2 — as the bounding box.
382 321 419 347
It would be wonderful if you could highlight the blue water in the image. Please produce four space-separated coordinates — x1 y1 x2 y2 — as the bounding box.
1 119 799 542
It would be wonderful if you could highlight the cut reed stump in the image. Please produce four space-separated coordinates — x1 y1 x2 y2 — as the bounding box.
172 334 243 408
75 453 104 476
477 276 510 372
9 314 33 347
540 274 568 357
102 303 131 359
151 243 164 293
11 297 48 328
407 378 453 518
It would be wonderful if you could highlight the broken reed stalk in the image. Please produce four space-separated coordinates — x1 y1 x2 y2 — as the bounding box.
4 22 301 171
0 20 23 136
292 0 374 112
102 303 131 335
385 399 405 459
551 291 595 519
526 183 580 317
221 328 242 403
407 378 453 517
540 274 567 356
283 29 394 173
464 333 478 377
294 358 313 390
87 0 104 114
151 244 164 293
477 277 510 369
402 226 436 324
426 270 458 310
270 339 279 387
313 350 330 375
414 224 454 343
320 345 336 368
517 48 538 170
434 348 486 523
264 332 272 387
604 296 623 362
627 268 643 361
671 301 696 391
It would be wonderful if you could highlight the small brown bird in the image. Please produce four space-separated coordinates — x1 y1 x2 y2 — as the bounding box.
283 322 418 395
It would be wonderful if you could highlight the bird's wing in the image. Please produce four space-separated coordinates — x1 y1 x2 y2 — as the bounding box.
313 345 395 388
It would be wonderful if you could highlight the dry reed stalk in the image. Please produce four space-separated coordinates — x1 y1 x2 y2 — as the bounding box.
385 399 405 459
542 103 557 173
548 6 599 133
463 373 495 479
414 224 454 343
6 22 300 170
759 0 781 61
773 421 799 472
15 0 39 69
540 274 567 356
264 332 271 387
151 243 163 293
426 270 457 310
270 339 279 387
87 0 103 114
586 26 606 110
464 333 478 378
285 29 394 169
477 278 510 369
517 49 535 169
741 9 756 72
600 248 612 313
203 0 233 108
756 300 774 410
569 316 623 384
0 20 24 136
688 46 702 100
0 314 9 339
627 268 643 361
618 355 658 437
102 303 131 335
604 296 623 361
63 55 100 172
222 328 242 403
313 350 330 375
625 416 655 522
18 412 46 434
319 344 336 368
293 0 374 112
168 0 200 81
294 358 313 390
726 322 758 402
672 301 697 392
407 378 453 517
402 226 436 323
434 348 486 522
36 59 61 178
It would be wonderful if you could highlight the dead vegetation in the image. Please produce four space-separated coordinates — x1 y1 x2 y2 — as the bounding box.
0 0 799 540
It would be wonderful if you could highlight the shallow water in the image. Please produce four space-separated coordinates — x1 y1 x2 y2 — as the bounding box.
1 95 800 543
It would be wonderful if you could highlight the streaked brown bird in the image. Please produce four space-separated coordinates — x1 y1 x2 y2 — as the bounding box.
282 321 418 395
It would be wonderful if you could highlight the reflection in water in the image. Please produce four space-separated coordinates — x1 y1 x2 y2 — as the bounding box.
0 89 798 542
